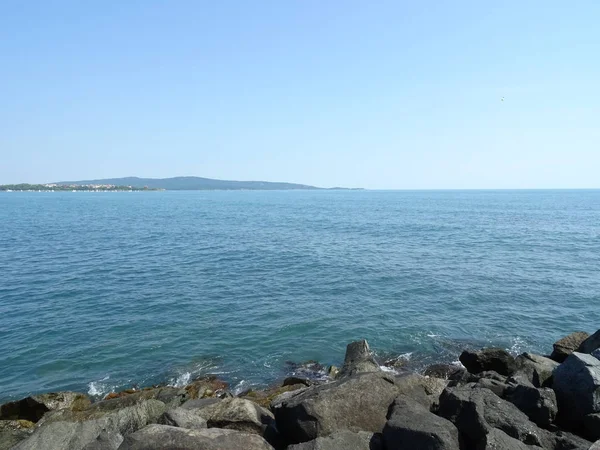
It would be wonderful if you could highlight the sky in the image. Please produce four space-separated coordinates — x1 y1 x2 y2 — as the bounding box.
1 1 599 189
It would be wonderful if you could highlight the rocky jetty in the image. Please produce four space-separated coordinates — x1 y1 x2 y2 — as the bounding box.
2 333 600 449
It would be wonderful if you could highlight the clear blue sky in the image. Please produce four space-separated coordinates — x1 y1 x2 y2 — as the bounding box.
1 1 599 189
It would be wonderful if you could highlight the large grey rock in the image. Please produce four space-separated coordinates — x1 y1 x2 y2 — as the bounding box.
549 430 593 450
0 392 90 423
477 428 542 449
460 349 516 376
579 330 600 354
117 424 274 449
583 413 600 441
13 399 166 450
551 332 590 363
273 372 399 444
383 396 460 450
81 430 124 450
157 407 207 430
0 420 35 450
515 353 560 387
287 430 381 450
437 385 549 448
553 352 600 427
504 384 558 427
339 340 381 377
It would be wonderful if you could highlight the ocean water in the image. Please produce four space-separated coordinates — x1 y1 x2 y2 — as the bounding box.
0 190 599 402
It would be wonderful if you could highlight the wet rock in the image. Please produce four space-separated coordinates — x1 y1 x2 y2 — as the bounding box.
437 385 548 448
184 376 229 400
102 387 188 409
287 430 381 450
459 349 516 376
583 413 600 441
0 420 35 450
327 366 339 379
0 392 90 423
551 332 590 363
515 353 559 387
477 428 542 449
283 377 312 387
504 384 558 427
117 424 274 450
553 352 600 427
383 396 460 450
157 407 207 430
339 340 381 377
273 372 399 444
579 330 600 354
424 364 465 380
240 384 307 409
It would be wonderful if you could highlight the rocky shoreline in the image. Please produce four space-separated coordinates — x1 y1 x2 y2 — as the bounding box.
1 330 600 450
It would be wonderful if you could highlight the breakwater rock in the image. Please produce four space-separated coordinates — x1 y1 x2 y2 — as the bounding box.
2 335 600 449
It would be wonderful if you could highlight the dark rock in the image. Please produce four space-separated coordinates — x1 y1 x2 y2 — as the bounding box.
383 396 460 450
0 420 35 450
273 372 399 444
339 340 381 377
437 385 549 448
157 408 207 429
553 352 600 427
283 377 312 387
474 378 508 398
477 428 543 449
515 353 560 387
424 364 465 380
583 413 600 441
550 430 593 450
551 332 590 363
579 330 600 354
287 430 381 450
0 392 90 423
504 384 558 427
459 348 516 376
117 424 274 449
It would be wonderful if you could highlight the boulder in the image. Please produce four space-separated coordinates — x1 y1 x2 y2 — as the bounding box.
117 424 274 450
583 413 600 441
0 420 35 450
437 385 549 448
459 349 516 376
504 384 558 427
339 340 381 377
287 430 381 450
103 387 188 409
424 364 465 380
474 378 508 398
549 430 593 450
579 330 600 354
383 396 460 450
283 377 312 387
553 352 600 427
477 428 542 449
0 392 90 423
273 372 399 444
81 430 124 450
184 376 229 400
515 353 560 387
240 384 307 409
157 408 207 430
551 332 590 363
183 397 274 435
13 399 166 450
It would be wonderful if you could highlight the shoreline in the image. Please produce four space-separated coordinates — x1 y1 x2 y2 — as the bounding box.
1 329 599 449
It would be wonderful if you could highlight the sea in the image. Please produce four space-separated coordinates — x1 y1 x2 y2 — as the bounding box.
0 190 599 403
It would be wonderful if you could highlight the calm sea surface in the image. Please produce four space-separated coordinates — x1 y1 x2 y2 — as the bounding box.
1 190 599 402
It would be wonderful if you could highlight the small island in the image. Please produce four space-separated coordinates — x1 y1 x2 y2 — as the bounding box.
0 184 161 192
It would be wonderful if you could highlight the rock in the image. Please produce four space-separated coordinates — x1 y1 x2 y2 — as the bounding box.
383 396 460 450
184 376 229 400
478 428 542 449
579 330 600 354
551 332 590 363
181 398 221 410
240 384 307 409
437 385 548 448
339 340 381 377
13 399 166 450
184 397 274 435
583 413 600 441
553 352 600 427
474 378 508 398
287 430 381 450
591 439 600 450
550 430 593 450
504 384 558 427
327 366 339 379
424 364 465 380
117 424 274 449
515 353 560 387
0 420 35 450
157 408 207 430
0 392 90 423
459 348 516 376
283 377 312 387
273 372 399 444
103 387 188 409
81 430 124 450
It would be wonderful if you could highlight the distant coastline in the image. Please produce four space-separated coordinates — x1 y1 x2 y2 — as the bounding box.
0 183 160 192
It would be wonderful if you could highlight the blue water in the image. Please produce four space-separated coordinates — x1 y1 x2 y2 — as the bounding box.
1 190 599 402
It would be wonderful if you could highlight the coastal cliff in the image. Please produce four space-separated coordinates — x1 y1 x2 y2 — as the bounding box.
2 331 600 449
